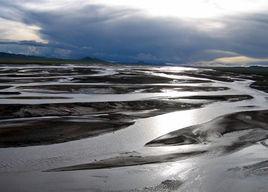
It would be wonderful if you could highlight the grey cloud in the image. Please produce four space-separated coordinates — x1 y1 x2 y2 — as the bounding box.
209 13 268 58
0 1 268 64
25 5 216 62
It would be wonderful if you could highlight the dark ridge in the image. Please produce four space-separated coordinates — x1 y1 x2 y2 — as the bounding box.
45 150 206 172
0 52 110 64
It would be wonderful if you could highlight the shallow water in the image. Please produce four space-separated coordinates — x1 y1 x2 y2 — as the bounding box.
0 64 267 192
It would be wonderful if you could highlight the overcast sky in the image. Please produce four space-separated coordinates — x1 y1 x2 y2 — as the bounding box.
1 0 268 64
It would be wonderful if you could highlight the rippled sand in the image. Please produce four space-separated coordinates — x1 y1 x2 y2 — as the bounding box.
0 64 267 192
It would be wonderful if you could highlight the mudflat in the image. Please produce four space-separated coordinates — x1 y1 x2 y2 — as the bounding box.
0 64 267 192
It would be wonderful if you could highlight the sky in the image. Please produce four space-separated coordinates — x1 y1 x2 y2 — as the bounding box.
1 0 268 65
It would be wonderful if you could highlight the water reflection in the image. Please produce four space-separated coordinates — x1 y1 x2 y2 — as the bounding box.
0 64 267 192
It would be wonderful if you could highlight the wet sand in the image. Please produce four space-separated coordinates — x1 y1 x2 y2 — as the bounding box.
146 110 268 154
228 160 268 177
0 64 267 192
46 150 206 172
0 95 253 147
46 109 267 172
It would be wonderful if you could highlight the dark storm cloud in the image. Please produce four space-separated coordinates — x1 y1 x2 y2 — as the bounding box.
16 4 220 62
0 1 268 63
219 13 268 58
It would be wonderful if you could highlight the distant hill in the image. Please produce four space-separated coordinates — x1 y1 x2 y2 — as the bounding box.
0 52 110 64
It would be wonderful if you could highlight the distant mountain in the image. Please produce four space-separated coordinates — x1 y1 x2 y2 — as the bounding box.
80 56 108 64
0 52 110 64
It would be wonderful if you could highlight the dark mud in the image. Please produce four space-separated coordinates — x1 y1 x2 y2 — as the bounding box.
0 115 134 148
0 93 253 147
139 67 246 82
0 66 100 84
18 84 229 94
0 65 260 149
0 77 65 84
175 94 253 102
0 96 69 99
0 100 203 119
72 74 212 84
0 65 267 192
0 100 203 147
0 85 11 90
163 70 240 82
155 66 268 93
250 78 268 93
0 67 98 77
0 92 21 95
206 66 268 93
